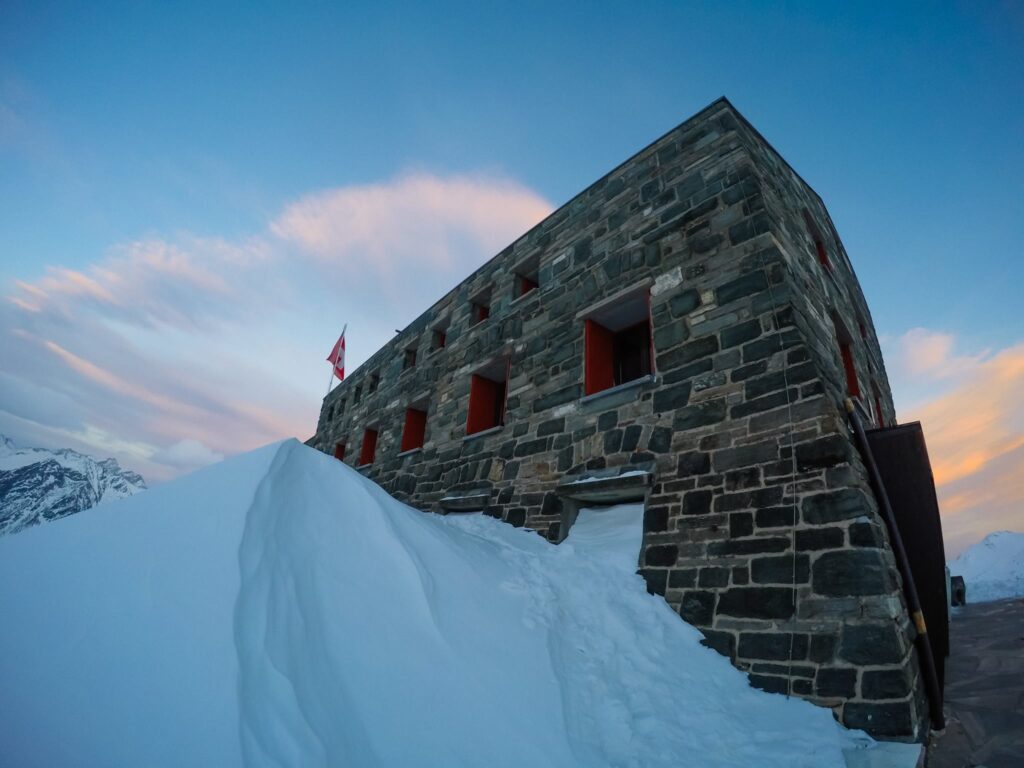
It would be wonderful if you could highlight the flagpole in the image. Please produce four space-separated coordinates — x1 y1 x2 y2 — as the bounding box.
326 323 347 399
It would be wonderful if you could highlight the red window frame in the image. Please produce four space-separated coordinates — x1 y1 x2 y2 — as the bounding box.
358 428 378 466
333 442 346 461
584 292 654 396
466 368 508 435
840 342 861 398
401 407 428 452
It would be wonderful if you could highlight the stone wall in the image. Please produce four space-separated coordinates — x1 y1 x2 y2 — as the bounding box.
308 98 927 740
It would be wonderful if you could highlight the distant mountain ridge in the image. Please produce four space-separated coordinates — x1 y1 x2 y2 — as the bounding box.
0 436 146 536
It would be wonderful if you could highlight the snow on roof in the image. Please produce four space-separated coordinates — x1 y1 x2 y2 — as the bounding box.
0 439 889 766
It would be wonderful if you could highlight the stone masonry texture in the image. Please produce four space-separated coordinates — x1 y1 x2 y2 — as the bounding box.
308 97 928 740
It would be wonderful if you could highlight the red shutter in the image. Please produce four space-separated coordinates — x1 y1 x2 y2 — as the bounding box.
816 240 830 270
333 442 346 461
520 276 538 296
401 408 427 452
840 343 861 398
359 429 378 465
585 319 615 395
467 374 497 435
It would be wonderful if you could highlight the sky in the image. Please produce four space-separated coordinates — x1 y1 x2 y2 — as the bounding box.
1 1 1021 555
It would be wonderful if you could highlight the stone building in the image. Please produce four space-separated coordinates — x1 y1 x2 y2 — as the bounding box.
308 97 928 740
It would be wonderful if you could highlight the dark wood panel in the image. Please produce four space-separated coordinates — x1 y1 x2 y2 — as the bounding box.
867 421 949 693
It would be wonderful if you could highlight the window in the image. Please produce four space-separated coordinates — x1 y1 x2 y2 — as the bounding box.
431 327 447 351
401 406 428 452
470 289 491 326
353 385 362 404
513 257 540 300
333 442 346 461
368 373 380 393
832 314 860 398
326 404 334 422
467 359 509 435
337 398 346 416
872 383 885 427
583 289 653 396
403 347 417 371
802 209 831 271
358 428 378 466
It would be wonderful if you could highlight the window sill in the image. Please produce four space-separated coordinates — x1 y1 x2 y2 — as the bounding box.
463 425 503 442
580 374 656 405
397 447 423 458
509 289 538 308
356 463 374 470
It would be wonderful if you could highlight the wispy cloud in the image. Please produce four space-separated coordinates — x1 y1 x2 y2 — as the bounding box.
2 172 552 482
886 329 1024 555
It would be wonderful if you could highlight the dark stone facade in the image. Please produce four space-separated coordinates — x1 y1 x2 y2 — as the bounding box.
308 97 927 740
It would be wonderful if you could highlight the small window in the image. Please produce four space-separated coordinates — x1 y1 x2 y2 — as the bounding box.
802 209 831 271
513 257 540 300
403 347 417 371
358 428 378 466
337 398 346 416
368 373 380 393
431 327 447 351
333 442 346 461
583 289 653 396
832 314 860 398
401 406 428 452
872 383 885 427
467 359 509 435
470 289 491 326
326 404 335 422
353 385 363 405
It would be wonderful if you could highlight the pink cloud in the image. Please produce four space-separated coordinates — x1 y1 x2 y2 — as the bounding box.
894 333 1024 555
2 171 553 482
271 172 553 275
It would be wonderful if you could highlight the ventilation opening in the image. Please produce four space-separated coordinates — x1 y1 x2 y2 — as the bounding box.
872 383 885 427
513 256 540 300
431 326 447 351
401 406 428 452
802 209 831 272
368 373 380 393
333 442 346 461
358 428 378 466
832 313 860 398
584 289 653 396
470 289 491 326
403 347 417 371
467 358 509 435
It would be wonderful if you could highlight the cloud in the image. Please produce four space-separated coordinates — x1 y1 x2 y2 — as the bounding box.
271 172 552 277
2 171 553 483
151 439 225 470
890 329 1024 556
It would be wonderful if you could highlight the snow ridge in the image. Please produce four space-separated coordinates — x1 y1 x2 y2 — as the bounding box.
0 435 146 536
0 439 894 767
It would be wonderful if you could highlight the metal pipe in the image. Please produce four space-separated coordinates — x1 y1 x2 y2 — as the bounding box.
844 398 945 731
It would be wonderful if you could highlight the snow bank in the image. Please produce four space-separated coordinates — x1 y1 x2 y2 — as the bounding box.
950 530 1024 603
0 439 884 767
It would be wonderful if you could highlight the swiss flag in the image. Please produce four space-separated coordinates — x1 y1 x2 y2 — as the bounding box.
326 331 346 381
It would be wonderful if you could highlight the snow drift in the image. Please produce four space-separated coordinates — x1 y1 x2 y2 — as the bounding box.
0 439 888 767
950 530 1024 603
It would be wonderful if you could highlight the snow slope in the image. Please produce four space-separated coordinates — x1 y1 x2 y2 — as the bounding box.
0 439 887 767
0 435 146 535
950 530 1024 603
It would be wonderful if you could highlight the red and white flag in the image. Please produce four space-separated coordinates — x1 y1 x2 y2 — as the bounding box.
326 328 346 382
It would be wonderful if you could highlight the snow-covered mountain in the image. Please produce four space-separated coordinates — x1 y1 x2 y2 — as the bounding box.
0 435 146 536
950 530 1024 603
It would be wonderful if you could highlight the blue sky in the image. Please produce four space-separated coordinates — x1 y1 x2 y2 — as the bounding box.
1 1 1022 552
